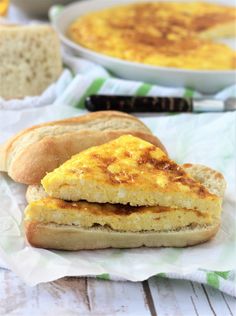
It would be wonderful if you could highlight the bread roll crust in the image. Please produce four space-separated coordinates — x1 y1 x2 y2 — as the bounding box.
182 163 226 198
24 221 220 250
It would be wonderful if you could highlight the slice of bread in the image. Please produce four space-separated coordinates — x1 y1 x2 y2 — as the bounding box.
24 221 220 250
0 24 62 99
0 111 166 184
26 184 48 202
182 163 226 199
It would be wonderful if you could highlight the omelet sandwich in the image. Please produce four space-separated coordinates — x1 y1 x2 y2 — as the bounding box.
24 135 226 250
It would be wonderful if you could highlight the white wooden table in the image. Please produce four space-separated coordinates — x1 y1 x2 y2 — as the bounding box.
0 4 235 316
0 268 235 316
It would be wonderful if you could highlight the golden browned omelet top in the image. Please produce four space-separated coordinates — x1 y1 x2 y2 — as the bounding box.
68 2 236 70
42 135 220 213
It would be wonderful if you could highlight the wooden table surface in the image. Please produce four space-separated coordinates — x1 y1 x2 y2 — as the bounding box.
1 268 235 316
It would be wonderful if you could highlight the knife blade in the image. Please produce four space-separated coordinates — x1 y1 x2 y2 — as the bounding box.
85 95 236 113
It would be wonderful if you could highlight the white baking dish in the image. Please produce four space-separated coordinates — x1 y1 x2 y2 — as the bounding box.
52 0 236 94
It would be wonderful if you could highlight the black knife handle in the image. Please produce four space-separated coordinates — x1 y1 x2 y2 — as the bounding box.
85 95 193 112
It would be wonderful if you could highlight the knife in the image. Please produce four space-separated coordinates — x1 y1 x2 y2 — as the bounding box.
85 95 236 112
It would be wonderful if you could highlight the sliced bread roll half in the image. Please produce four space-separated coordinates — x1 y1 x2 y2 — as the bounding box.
24 222 220 250
0 111 167 185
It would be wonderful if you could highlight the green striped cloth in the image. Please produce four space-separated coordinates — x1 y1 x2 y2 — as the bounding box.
53 67 201 109
54 52 236 110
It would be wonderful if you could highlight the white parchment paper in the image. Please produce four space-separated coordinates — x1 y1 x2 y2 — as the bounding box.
0 106 235 286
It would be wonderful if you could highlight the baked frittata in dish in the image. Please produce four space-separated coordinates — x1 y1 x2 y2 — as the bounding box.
68 2 236 70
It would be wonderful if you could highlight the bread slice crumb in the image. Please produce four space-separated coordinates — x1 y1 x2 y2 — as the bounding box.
0 24 62 99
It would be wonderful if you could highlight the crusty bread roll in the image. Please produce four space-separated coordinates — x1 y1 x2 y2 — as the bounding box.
25 164 226 250
0 24 62 99
0 111 167 185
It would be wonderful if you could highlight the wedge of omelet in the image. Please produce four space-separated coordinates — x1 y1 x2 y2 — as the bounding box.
25 197 217 233
42 135 221 214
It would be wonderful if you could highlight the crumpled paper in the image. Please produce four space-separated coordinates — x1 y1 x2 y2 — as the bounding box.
0 105 235 293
